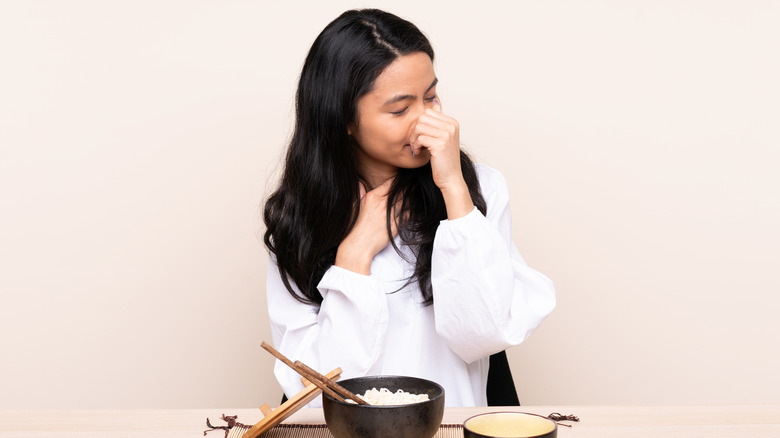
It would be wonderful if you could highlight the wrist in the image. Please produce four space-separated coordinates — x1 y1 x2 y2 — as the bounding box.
440 180 473 220
335 241 373 275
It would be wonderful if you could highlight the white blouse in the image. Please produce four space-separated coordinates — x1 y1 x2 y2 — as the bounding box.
266 163 556 407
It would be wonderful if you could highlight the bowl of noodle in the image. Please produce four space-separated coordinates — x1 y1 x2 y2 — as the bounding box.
322 375 445 438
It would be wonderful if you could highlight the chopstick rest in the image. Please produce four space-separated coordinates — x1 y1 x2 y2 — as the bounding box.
241 365 342 438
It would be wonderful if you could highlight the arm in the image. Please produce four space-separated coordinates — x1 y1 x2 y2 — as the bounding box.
266 259 389 404
268 174 400 403
411 98 473 220
431 165 556 363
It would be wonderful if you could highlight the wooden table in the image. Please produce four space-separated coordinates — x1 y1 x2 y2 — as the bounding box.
1 405 778 437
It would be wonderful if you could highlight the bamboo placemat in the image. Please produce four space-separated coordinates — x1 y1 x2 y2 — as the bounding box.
228 423 463 438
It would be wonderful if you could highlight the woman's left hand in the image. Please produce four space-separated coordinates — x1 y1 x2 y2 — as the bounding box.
410 99 474 219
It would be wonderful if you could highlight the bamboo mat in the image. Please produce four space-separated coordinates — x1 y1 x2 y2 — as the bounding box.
228 423 464 438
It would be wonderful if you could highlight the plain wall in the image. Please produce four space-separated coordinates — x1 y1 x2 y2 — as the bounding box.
1 0 778 408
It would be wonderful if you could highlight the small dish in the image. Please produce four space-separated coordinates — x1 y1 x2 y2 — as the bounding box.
463 412 557 438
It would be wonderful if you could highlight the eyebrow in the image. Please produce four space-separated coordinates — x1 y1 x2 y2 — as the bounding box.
382 78 438 106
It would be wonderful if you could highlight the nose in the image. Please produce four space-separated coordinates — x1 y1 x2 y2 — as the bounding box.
405 101 426 142
410 99 427 119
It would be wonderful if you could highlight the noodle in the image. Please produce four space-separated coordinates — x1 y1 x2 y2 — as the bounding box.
347 387 430 406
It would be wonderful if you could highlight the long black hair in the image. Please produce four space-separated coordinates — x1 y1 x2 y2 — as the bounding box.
264 9 486 306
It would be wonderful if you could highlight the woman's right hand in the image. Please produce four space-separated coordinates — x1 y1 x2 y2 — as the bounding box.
335 178 397 275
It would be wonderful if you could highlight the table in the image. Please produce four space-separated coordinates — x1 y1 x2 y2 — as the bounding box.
1 405 778 437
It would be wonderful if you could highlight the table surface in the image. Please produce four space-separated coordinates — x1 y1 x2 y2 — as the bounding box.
1 405 778 437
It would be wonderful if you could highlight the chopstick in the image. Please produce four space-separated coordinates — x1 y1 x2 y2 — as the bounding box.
261 342 345 402
293 360 370 405
261 341 369 405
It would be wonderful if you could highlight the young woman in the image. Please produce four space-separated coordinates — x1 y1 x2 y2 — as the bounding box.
263 9 555 407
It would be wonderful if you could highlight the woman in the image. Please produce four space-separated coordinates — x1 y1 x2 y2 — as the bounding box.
263 9 555 407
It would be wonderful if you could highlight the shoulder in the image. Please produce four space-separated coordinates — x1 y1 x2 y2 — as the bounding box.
474 163 507 187
473 163 510 206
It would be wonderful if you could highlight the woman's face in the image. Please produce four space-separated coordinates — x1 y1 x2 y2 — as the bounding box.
349 51 438 185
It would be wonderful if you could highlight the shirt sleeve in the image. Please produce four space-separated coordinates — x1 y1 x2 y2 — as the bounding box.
266 260 389 404
431 164 556 364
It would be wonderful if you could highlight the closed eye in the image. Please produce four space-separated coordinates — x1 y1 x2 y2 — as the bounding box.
383 78 438 115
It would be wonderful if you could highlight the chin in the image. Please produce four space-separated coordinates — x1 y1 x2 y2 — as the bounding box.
398 152 431 169
400 159 430 170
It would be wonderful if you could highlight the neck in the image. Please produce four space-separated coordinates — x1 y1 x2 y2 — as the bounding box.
356 155 398 189
363 171 396 190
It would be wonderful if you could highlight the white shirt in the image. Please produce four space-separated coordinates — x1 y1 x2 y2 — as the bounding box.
266 163 556 407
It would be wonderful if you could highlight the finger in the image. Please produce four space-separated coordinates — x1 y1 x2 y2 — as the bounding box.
421 108 456 125
413 120 448 139
410 116 452 150
415 112 450 130
412 135 444 155
411 143 422 157
410 136 426 156
373 177 394 195
411 118 457 151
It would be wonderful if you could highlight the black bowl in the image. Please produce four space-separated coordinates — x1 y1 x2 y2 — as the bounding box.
322 375 445 438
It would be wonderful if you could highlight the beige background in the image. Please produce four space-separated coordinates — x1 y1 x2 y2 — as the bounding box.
1 0 778 408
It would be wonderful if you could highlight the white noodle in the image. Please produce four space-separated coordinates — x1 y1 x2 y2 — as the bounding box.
348 387 430 406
